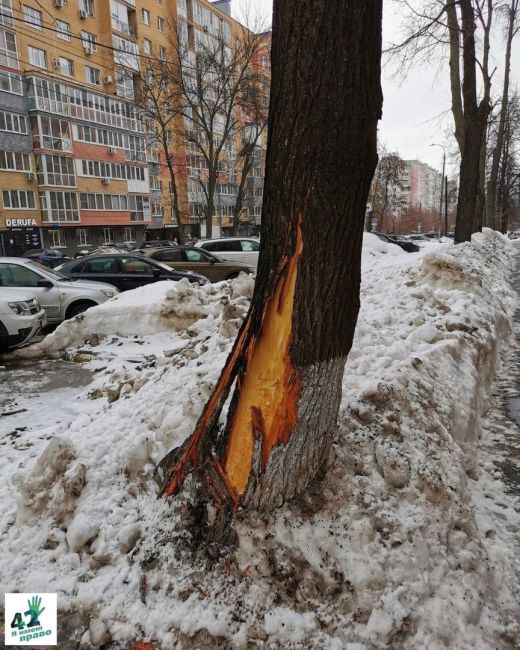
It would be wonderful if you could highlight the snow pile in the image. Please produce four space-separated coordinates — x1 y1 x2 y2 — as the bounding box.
0 230 518 649
11 274 254 359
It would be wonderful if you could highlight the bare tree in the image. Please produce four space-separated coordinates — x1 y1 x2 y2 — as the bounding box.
165 17 268 236
134 55 187 242
156 0 383 542
486 0 520 227
388 0 494 242
369 148 406 232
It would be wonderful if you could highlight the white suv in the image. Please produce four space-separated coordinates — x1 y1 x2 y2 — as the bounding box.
0 289 47 351
0 258 119 324
194 238 260 268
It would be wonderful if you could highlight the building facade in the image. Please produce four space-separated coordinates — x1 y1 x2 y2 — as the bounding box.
0 0 267 255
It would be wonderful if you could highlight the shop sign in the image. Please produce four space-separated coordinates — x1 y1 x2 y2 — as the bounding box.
5 218 38 227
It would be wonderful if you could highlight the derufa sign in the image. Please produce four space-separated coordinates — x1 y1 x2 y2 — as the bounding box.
5 218 38 227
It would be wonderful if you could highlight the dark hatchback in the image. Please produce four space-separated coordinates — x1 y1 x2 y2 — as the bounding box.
373 233 420 253
23 248 72 268
57 254 209 292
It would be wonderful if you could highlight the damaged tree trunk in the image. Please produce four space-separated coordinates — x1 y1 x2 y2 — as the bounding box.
157 0 383 536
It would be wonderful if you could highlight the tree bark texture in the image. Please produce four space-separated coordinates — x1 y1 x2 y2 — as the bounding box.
455 0 492 243
157 0 383 529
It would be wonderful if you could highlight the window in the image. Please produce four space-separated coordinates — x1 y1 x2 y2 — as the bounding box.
75 124 125 148
58 57 74 77
129 195 150 221
185 249 209 262
157 16 164 32
39 191 79 222
36 155 76 186
177 0 187 17
2 189 35 209
0 262 42 287
83 257 117 272
142 8 150 25
79 193 128 211
0 0 13 28
115 66 134 99
35 116 72 152
77 228 90 246
0 151 31 172
241 239 259 251
159 46 166 61
155 249 182 262
56 20 70 41
0 28 18 68
0 70 22 94
110 0 129 34
85 66 100 85
123 227 135 242
49 229 66 248
121 257 155 273
81 30 97 51
28 45 46 68
80 0 94 16
0 110 26 133
23 6 42 29
143 38 151 55
102 229 115 244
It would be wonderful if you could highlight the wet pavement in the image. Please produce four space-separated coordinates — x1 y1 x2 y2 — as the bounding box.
0 359 94 440
481 260 520 500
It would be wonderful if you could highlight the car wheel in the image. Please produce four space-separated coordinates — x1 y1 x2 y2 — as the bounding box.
225 272 240 280
66 301 96 319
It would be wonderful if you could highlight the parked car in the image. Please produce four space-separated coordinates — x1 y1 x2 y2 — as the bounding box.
373 233 420 253
58 254 209 292
145 247 255 282
0 258 119 324
0 288 47 351
22 248 72 269
139 240 177 251
406 234 431 242
194 238 260 267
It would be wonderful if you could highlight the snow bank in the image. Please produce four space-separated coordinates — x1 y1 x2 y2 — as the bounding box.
10 274 255 359
0 230 518 649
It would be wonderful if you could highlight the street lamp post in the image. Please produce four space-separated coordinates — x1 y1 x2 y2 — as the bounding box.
430 143 447 236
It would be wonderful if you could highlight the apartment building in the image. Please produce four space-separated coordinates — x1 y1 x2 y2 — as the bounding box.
400 160 443 213
0 0 266 255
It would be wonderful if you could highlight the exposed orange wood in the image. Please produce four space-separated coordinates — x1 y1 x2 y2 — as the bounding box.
133 643 157 650
162 315 252 497
224 217 303 494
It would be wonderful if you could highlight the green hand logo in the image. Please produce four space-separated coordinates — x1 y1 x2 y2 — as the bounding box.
24 595 45 628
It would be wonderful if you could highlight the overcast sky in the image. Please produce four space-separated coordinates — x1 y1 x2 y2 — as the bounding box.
231 0 520 178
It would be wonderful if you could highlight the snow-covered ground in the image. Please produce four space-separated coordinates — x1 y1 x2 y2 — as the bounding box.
1 230 519 648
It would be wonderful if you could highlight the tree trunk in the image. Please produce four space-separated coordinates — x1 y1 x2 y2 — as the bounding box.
486 0 518 229
474 135 487 231
446 0 465 154
165 152 186 245
454 0 491 243
156 0 383 538
232 149 253 236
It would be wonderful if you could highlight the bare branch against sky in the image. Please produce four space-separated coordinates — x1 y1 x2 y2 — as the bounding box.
231 0 520 175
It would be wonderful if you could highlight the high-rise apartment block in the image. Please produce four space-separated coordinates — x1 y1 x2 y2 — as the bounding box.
0 0 266 255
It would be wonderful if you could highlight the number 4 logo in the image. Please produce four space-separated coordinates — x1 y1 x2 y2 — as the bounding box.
10 612 25 630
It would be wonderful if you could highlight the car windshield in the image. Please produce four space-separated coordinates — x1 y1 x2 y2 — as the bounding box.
26 259 69 280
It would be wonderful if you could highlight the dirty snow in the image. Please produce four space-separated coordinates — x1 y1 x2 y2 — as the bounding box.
0 230 519 649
